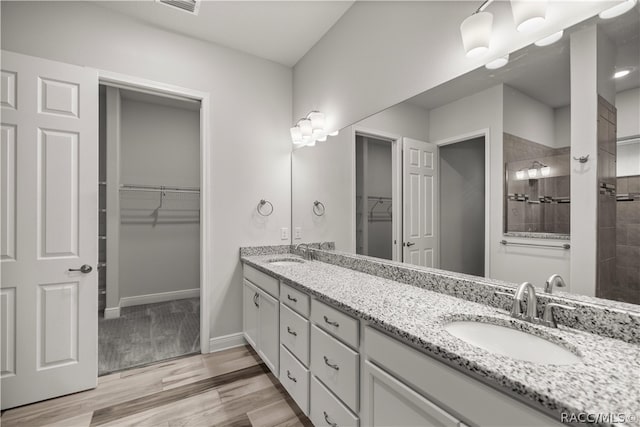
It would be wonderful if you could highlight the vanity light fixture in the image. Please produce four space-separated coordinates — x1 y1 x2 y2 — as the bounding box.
527 167 538 178
511 0 548 33
328 130 339 136
614 69 631 79
599 0 637 19
486 54 509 69
290 111 332 147
540 166 551 177
516 170 526 180
535 30 563 47
460 10 494 58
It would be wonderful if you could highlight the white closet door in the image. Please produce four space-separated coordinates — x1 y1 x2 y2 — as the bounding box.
1 50 98 409
402 137 437 268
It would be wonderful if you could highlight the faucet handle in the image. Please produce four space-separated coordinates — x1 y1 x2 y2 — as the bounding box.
542 302 576 328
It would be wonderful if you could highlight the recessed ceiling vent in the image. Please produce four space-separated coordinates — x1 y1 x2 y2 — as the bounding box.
157 0 200 15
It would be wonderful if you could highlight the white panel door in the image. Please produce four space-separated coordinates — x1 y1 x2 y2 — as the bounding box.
0 50 98 409
402 137 437 267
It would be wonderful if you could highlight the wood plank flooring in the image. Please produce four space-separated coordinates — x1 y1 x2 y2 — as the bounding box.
0 346 313 427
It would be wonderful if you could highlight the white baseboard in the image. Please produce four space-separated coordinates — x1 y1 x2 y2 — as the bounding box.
119 288 200 308
103 306 121 319
208 333 246 353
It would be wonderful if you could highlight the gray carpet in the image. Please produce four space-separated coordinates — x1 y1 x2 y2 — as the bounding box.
98 298 200 375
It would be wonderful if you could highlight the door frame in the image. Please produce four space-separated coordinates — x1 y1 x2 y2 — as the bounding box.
433 129 491 277
97 70 211 354
351 126 402 262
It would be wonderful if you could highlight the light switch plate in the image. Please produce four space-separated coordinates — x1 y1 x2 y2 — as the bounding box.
281 227 289 240
294 227 302 240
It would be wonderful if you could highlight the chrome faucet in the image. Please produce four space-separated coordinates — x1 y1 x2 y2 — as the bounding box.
544 274 567 294
512 282 537 320
295 243 312 260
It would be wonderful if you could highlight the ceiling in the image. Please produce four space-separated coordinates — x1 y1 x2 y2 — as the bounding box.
408 6 640 111
96 1 354 67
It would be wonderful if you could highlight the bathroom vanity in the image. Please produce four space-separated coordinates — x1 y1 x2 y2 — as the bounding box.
241 245 640 427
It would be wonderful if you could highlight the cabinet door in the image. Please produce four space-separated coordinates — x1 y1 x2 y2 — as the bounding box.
243 280 259 350
363 361 460 427
258 289 279 376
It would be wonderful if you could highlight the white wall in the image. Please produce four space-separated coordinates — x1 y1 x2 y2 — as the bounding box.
429 84 571 288
554 106 572 148
119 97 200 300
616 88 640 139
292 101 428 250
1 1 292 341
503 85 555 147
293 1 611 134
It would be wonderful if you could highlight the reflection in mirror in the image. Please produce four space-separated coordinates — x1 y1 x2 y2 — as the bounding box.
292 10 640 306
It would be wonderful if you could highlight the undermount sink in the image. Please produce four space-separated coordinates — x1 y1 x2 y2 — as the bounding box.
267 257 305 267
444 321 582 365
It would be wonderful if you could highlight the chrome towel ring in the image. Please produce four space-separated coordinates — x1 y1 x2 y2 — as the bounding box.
257 199 274 216
313 200 326 216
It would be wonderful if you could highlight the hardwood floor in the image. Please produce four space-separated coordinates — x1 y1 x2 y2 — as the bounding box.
0 346 313 427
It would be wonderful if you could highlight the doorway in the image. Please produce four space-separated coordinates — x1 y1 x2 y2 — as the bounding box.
438 137 486 276
97 84 202 374
355 134 396 260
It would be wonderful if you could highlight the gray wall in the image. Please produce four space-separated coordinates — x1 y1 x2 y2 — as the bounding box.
119 96 200 299
439 137 485 276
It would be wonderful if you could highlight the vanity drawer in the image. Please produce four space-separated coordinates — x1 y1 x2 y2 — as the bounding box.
244 264 279 298
281 282 310 318
310 375 359 427
280 345 310 416
280 303 310 366
311 299 359 349
311 324 359 412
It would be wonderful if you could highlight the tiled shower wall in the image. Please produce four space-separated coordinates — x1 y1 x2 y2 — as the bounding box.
596 96 617 300
616 175 640 304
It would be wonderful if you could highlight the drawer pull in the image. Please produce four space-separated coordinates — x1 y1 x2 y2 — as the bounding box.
287 294 298 303
323 411 338 427
323 355 339 371
253 293 259 308
287 326 297 336
286 370 297 383
323 315 339 327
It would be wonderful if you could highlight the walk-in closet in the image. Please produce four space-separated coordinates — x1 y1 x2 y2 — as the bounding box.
98 85 201 374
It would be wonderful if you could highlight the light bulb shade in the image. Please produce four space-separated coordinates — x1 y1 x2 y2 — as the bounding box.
317 134 327 142
290 126 302 144
535 30 563 47
308 111 325 131
540 166 551 176
511 0 547 32
299 119 312 137
328 130 339 136
486 54 509 70
527 168 538 178
460 12 493 58
516 170 525 180
599 0 637 19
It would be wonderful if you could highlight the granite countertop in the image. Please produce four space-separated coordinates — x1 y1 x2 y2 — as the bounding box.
242 253 640 426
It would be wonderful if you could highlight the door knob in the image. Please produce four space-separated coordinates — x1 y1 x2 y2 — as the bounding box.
68 264 92 274
406 242 416 247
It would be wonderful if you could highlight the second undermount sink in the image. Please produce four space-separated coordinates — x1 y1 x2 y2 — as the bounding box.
267 257 305 267
444 321 582 365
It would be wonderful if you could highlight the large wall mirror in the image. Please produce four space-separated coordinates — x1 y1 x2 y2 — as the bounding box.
292 9 640 306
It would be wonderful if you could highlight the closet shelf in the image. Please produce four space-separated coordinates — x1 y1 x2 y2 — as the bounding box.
120 184 200 194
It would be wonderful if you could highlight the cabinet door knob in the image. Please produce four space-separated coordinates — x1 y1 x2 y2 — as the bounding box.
68 264 92 274
323 355 339 370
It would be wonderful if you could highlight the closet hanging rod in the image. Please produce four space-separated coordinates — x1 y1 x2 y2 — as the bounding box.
119 184 200 194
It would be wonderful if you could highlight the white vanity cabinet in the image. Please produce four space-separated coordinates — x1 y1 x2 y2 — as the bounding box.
242 265 279 376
